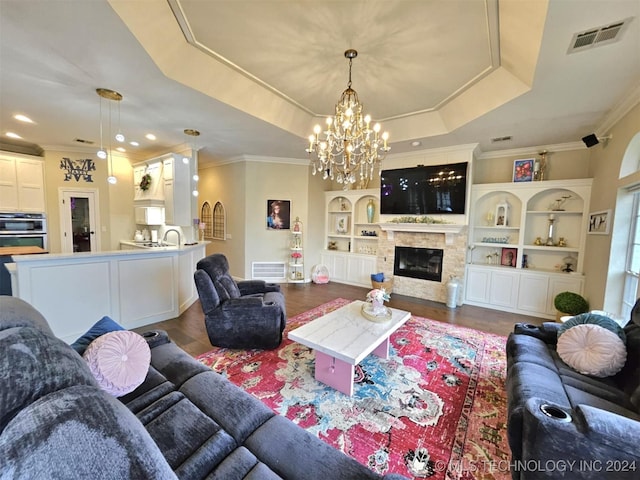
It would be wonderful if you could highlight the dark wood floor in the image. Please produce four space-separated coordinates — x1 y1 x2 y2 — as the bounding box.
134 282 544 357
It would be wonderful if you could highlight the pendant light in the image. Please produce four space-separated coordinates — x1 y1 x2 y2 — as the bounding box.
96 88 123 185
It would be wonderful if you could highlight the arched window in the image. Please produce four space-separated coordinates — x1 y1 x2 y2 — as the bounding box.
212 202 226 240
200 202 213 239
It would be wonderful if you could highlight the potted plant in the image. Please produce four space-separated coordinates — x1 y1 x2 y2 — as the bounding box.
554 291 589 321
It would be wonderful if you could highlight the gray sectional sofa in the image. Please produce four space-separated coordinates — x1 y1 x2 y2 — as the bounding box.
0 296 407 479
505 301 640 480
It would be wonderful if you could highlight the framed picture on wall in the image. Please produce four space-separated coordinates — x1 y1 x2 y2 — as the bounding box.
335 214 349 234
501 247 517 267
513 159 534 182
266 199 291 230
588 209 611 235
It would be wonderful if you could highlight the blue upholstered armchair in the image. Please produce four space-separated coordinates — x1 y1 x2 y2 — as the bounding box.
194 253 286 349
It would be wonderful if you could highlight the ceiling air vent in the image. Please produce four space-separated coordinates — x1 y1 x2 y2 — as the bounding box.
568 17 633 54
491 136 512 143
74 138 94 145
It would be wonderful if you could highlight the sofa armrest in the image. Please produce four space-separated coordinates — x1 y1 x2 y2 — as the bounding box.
513 322 560 345
237 280 280 295
518 398 640 479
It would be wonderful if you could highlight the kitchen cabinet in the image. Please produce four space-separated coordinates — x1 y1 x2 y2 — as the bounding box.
163 155 190 226
0 152 45 212
133 161 163 204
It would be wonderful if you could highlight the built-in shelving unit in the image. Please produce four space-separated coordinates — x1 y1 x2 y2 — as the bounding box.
322 189 380 287
288 217 304 283
465 178 592 319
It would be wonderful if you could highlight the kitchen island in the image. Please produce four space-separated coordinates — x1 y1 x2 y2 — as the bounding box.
6 242 207 343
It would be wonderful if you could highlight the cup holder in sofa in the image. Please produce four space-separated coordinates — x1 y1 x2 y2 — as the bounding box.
521 323 538 329
540 404 572 422
142 331 159 339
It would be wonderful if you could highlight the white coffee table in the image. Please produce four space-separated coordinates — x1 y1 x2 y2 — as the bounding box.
288 300 411 396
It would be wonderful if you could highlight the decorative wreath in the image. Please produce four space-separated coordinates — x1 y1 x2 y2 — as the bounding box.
140 173 152 191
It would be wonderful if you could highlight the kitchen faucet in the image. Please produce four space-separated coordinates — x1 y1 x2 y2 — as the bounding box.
162 228 181 247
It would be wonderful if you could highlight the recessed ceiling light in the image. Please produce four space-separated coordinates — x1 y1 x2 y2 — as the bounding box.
129 141 139 147
6 132 22 139
116 147 126 152
145 133 156 141
411 141 422 147
14 114 34 124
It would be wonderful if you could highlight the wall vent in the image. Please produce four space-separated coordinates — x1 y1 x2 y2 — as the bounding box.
568 18 632 54
491 135 512 143
252 261 286 282
74 138 94 144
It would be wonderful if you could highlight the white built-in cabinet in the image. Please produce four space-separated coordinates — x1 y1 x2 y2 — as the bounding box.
465 179 591 319
132 153 191 226
321 189 379 287
0 152 45 212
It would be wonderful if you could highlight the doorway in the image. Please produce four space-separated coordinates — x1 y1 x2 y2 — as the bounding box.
59 188 100 253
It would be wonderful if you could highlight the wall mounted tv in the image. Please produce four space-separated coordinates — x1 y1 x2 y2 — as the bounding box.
380 162 468 215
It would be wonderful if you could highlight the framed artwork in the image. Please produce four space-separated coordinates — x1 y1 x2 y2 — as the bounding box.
513 158 534 182
501 247 517 267
588 209 611 235
266 199 290 230
335 214 349 234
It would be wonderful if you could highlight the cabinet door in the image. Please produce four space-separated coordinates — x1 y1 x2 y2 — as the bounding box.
0 156 18 210
518 273 549 314
347 255 376 287
465 267 491 303
547 276 584 315
16 159 45 212
490 270 519 308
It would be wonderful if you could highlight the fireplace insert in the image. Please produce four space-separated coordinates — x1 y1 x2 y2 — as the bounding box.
394 246 443 282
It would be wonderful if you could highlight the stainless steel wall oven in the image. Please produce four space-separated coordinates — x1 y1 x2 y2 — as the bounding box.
0 213 47 249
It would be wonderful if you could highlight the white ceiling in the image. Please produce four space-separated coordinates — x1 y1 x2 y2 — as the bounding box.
0 0 638 168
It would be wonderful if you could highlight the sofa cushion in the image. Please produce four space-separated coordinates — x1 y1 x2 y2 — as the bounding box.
557 324 627 377
83 330 151 397
70 315 125 355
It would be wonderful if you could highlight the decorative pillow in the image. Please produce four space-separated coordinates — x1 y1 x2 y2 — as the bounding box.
559 312 626 342
70 316 125 355
557 324 627 377
83 330 151 396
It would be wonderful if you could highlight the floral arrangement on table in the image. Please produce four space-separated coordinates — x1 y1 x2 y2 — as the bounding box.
139 173 152 191
291 251 302 263
366 288 391 315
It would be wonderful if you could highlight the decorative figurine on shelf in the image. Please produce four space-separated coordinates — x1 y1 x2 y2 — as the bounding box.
486 211 494 226
494 201 510 226
534 236 543 245
291 251 302 264
558 237 567 247
562 254 576 272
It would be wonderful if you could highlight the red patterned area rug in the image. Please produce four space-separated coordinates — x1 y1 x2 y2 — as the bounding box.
196 298 510 479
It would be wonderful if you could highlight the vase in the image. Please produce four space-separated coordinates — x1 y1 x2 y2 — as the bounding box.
371 299 385 315
366 199 375 223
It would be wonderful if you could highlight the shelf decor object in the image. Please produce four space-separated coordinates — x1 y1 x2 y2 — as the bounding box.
366 199 375 223
305 49 390 190
546 214 556 246
495 201 510 226
289 217 304 283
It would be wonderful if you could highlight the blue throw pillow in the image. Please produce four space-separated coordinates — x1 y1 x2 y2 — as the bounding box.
70 316 125 355
371 272 385 282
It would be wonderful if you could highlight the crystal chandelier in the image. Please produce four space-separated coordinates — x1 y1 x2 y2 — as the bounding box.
306 49 390 190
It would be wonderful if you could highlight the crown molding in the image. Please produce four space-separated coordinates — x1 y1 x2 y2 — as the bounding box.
596 83 640 136
476 141 585 160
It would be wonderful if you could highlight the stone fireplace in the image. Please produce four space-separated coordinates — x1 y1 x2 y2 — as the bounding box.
377 224 467 304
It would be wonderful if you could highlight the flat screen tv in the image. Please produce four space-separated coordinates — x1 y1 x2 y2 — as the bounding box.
380 162 468 215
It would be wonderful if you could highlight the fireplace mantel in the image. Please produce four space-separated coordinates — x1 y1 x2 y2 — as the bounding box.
379 223 466 245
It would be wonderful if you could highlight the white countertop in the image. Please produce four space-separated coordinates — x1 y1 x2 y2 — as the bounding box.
10 241 207 263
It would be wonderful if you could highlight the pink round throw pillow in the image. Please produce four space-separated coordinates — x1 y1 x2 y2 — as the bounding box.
83 330 151 396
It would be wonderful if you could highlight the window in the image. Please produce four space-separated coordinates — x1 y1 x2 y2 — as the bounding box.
200 202 213 239
212 202 225 240
622 192 640 318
